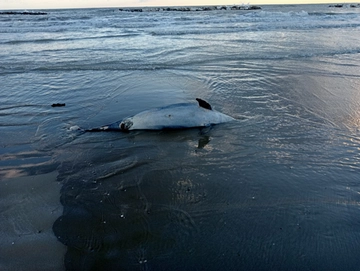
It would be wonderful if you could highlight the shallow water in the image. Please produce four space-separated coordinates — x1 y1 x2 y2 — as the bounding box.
1 4 360 270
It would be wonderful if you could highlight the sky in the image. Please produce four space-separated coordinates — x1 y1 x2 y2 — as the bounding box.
1 0 359 10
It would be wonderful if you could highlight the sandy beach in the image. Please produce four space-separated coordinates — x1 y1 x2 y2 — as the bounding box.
1 4 360 270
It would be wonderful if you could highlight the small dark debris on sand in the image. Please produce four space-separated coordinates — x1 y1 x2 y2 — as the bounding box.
51 103 66 107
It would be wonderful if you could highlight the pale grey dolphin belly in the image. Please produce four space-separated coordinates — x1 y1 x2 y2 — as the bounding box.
92 99 234 131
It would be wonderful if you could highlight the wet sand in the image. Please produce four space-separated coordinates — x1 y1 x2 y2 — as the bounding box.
0 172 65 271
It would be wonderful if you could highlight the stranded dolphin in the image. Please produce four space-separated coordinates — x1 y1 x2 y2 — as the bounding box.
88 98 234 132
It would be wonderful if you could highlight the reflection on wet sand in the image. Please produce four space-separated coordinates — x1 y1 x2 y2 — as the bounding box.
53 170 200 270
52 129 213 270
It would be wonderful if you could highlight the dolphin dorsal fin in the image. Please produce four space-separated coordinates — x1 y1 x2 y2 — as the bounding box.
196 98 212 110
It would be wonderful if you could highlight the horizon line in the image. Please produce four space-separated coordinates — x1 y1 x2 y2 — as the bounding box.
1 1 359 11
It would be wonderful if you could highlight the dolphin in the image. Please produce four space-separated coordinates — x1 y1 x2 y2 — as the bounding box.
88 98 234 132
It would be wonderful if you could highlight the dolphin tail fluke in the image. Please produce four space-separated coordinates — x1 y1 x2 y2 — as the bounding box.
85 121 123 132
85 127 107 132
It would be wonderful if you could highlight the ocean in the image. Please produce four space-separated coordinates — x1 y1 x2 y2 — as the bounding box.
1 4 360 270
